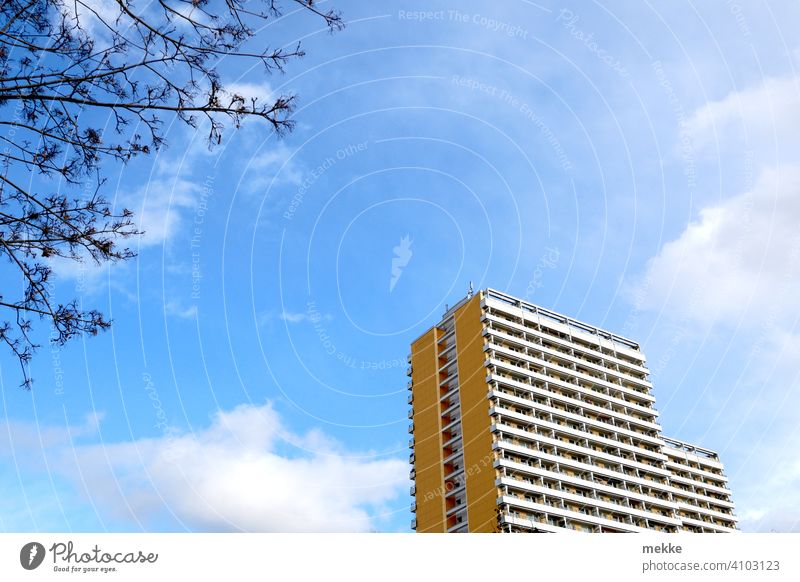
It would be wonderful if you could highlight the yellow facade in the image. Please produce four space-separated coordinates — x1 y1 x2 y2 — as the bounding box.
410 292 496 532
410 327 446 532
453 294 496 532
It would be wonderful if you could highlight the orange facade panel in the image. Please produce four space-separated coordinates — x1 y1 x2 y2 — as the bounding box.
453 294 497 532
411 327 446 532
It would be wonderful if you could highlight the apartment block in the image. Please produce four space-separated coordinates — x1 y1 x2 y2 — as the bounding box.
408 288 737 533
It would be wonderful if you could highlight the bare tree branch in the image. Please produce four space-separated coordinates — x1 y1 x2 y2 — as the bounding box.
0 0 343 388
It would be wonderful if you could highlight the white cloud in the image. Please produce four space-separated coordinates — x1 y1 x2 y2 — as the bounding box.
129 177 198 249
736 455 800 533
0 412 102 459
634 72 800 533
688 76 800 158
258 310 333 326
0 403 407 532
635 166 800 324
280 311 310 323
241 142 305 194
164 300 198 320
45 178 198 299
57 0 122 45
47 255 110 290
224 82 275 106
635 71 800 326
249 142 298 172
48 153 204 289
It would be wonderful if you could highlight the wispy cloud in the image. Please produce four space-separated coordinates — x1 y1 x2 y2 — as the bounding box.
241 142 305 195
688 75 800 158
223 82 275 106
258 310 333 326
632 72 800 533
56 0 122 46
635 166 800 324
0 403 407 532
48 139 207 292
164 300 199 320
280 311 312 323
131 177 200 249
634 71 800 328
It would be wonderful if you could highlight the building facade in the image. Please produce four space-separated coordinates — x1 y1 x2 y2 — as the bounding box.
408 288 737 533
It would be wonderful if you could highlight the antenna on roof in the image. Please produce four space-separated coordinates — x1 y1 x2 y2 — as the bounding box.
467 281 474 299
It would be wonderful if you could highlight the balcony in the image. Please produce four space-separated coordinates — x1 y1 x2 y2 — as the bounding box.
408 422 414 434
484 319 651 386
489 356 657 416
487 373 661 439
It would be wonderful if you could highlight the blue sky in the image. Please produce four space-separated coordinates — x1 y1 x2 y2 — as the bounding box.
1 0 799 532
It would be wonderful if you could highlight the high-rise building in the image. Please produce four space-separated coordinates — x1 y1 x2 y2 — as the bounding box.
408 288 737 533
